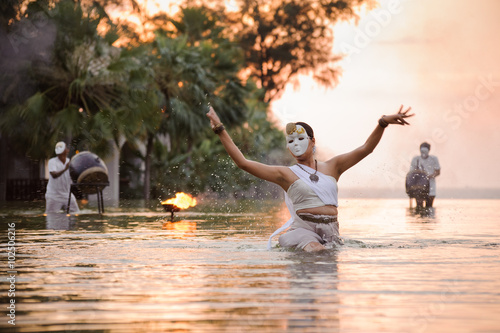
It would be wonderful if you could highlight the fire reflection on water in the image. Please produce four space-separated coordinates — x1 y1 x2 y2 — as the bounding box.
162 220 197 238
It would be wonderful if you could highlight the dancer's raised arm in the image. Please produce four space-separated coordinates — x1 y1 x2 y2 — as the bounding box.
206 106 291 189
326 105 413 179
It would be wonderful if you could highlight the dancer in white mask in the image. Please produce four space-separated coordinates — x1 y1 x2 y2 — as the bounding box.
207 105 413 252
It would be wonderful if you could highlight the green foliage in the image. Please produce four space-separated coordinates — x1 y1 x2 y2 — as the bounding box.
0 0 159 159
150 80 288 200
1 0 341 202
144 6 286 199
150 6 248 143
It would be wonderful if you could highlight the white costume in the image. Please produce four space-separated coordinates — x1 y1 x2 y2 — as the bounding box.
45 144 79 213
267 164 341 250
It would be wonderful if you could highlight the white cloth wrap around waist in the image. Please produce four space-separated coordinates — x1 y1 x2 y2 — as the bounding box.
267 165 338 250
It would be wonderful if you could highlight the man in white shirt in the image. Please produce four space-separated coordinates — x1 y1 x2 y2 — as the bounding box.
409 142 441 209
45 142 80 213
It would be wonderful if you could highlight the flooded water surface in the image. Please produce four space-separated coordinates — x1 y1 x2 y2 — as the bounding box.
1 198 500 332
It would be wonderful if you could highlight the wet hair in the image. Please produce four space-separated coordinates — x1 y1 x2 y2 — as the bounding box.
295 122 314 139
420 142 431 150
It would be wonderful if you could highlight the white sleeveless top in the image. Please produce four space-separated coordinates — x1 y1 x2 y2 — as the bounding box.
287 176 338 211
267 165 338 249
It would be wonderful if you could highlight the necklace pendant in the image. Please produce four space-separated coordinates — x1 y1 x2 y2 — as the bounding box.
309 174 319 183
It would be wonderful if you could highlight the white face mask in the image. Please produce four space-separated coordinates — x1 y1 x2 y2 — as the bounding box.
286 125 310 157
420 147 429 158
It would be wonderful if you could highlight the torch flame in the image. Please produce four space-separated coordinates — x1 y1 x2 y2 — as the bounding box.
161 192 197 210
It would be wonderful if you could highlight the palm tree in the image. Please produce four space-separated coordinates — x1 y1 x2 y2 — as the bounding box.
140 6 250 200
0 0 159 161
152 6 249 148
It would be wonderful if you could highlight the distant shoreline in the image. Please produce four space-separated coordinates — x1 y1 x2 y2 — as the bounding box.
339 187 500 199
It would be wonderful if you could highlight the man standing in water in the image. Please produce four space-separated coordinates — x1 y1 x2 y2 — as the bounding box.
409 142 440 209
45 142 80 214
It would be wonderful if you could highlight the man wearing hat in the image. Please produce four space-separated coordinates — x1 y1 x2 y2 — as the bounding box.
409 142 441 209
45 142 80 213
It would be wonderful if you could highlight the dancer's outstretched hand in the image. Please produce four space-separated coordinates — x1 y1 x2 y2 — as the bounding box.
383 105 414 125
206 106 221 128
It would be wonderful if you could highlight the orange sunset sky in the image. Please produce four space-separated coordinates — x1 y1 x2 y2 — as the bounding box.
137 0 500 193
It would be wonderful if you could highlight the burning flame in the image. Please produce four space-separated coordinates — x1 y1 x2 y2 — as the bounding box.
161 192 197 210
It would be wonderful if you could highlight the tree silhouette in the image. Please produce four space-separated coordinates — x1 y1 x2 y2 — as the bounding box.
226 0 375 103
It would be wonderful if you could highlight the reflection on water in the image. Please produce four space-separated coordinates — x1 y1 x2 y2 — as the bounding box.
282 251 340 331
407 206 437 220
1 198 499 332
406 207 438 228
161 220 197 238
45 213 77 230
